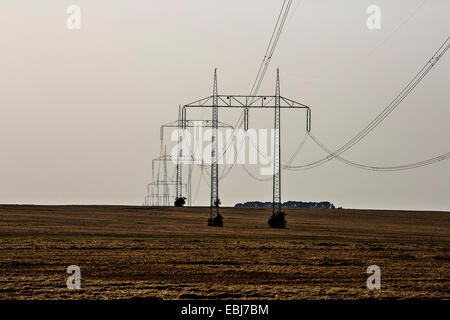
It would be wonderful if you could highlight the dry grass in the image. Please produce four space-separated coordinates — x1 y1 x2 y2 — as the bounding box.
0 205 448 300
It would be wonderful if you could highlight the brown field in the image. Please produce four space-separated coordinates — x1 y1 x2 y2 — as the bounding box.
0 205 449 300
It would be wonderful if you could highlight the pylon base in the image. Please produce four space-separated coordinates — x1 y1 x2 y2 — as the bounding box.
174 197 186 207
268 211 286 229
208 214 223 227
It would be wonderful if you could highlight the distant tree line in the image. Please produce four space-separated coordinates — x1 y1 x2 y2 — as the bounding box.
234 201 336 209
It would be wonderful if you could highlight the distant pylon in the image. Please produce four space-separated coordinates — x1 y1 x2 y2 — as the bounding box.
156 172 160 205
175 105 184 206
163 146 169 205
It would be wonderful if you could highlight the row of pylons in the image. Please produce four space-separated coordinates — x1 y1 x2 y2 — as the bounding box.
147 68 311 229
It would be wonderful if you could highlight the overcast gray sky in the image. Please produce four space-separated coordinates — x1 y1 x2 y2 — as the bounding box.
0 0 449 210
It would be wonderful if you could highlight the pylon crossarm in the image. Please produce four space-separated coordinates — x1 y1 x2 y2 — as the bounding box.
183 95 309 109
160 119 233 140
149 182 187 190
280 97 309 108
184 96 213 107
148 181 178 185
161 120 232 128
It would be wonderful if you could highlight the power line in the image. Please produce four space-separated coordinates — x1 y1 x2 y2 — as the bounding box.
238 0 293 181
240 131 308 182
249 0 288 96
285 36 450 171
214 1 292 163
193 163 204 203
308 133 450 171
251 0 293 98
206 0 294 183
368 0 429 56
285 132 308 167
284 0 303 30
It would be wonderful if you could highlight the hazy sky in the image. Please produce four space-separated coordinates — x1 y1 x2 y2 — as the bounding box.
1 0 449 210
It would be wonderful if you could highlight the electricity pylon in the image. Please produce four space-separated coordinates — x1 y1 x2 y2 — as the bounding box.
209 69 221 226
182 69 311 227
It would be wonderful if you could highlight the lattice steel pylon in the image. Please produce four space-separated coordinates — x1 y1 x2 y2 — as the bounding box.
163 146 169 206
208 68 222 226
175 105 184 206
147 154 174 206
273 69 281 215
268 69 287 228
